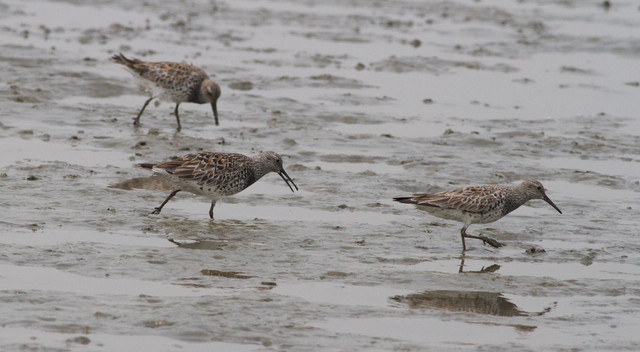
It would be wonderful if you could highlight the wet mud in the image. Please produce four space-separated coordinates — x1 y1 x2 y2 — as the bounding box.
1 0 640 351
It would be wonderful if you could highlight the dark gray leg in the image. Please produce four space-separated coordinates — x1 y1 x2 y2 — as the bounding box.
209 200 216 219
134 97 154 126
462 225 504 249
174 103 181 131
460 225 468 252
152 190 180 214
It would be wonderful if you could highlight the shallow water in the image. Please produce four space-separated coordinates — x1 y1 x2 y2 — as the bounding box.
1 0 639 351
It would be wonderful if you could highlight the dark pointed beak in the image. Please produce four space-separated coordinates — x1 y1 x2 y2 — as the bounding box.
543 194 562 214
211 102 219 126
278 169 298 193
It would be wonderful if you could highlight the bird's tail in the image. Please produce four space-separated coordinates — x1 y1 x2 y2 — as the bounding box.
111 53 140 68
393 197 417 204
138 163 155 170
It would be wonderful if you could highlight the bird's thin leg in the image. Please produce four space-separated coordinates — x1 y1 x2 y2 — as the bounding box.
174 103 181 131
458 257 465 273
152 190 180 215
134 97 154 126
460 225 468 252
462 226 504 249
209 200 216 219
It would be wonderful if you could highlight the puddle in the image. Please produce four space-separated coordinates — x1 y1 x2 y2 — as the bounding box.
142 199 411 225
0 264 229 297
303 160 404 174
542 157 640 179
273 282 409 308
0 327 261 352
0 137 132 168
411 258 639 281
312 317 528 346
1 228 173 248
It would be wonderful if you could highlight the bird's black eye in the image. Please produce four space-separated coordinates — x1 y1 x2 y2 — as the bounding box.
537 186 542 190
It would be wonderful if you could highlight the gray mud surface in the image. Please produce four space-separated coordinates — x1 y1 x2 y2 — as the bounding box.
1 0 639 351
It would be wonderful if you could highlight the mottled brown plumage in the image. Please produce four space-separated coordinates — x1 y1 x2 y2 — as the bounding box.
112 53 221 131
394 180 562 251
139 151 297 219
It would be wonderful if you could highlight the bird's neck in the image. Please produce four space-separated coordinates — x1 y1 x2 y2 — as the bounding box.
502 185 532 215
249 156 273 182
192 79 211 103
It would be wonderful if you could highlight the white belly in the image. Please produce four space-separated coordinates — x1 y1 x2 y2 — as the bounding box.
417 205 504 225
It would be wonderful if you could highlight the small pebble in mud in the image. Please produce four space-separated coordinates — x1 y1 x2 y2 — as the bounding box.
423 98 433 104
513 77 535 84
133 141 147 149
381 133 393 138
409 39 421 48
27 175 39 181
66 336 90 345
142 320 175 328
443 128 455 135
283 138 297 146
525 247 546 254
201 269 254 279
288 164 308 172
0 173 7 178
355 62 365 71
228 81 253 91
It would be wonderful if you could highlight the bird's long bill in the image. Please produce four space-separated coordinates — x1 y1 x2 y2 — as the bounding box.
211 102 219 126
278 169 298 193
543 194 562 214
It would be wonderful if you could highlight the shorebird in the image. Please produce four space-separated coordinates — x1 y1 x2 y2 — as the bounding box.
138 151 297 219
393 180 562 251
111 53 221 131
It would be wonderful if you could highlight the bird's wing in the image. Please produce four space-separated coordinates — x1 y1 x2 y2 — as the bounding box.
131 61 208 90
153 152 249 185
407 186 503 214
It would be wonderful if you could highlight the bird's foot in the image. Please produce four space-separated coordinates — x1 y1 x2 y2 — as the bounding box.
151 208 161 215
479 235 504 248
